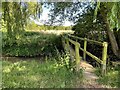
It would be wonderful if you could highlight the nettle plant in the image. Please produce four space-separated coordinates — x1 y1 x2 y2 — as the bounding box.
53 50 76 72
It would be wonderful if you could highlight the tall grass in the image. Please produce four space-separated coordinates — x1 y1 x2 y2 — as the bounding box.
2 53 83 88
95 65 120 88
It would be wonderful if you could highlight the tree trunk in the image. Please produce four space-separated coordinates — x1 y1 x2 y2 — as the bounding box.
105 20 120 57
101 9 120 57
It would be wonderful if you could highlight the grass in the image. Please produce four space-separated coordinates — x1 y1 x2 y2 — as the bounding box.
95 65 120 88
2 28 83 88
2 56 83 88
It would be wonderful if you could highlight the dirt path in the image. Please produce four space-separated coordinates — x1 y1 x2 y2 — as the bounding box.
80 61 104 88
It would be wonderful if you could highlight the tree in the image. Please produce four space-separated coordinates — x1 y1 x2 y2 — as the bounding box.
94 2 120 57
47 2 120 57
2 2 42 40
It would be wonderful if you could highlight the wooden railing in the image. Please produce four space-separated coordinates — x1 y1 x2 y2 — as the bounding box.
62 34 108 75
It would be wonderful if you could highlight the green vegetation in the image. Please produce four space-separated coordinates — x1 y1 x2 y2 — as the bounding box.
26 21 72 31
95 65 120 88
2 31 62 57
2 54 83 88
48 2 120 58
2 2 42 41
1 1 120 88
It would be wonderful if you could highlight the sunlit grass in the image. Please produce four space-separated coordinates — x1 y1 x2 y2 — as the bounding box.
95 66 120 88
2 58 83 88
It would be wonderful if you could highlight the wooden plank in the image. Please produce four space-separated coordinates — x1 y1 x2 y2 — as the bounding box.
83 38 87 60
65 36 76 45
80 47 102 64
68 34 84 40
75 42 81 71
68 34 103 45
64 36 102 64
69 45 75 61
102 42 108 75
62 37 68 52
111 61 120 65
68 38 76 45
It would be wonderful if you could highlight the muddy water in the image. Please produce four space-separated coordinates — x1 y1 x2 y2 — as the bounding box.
1 56 45 63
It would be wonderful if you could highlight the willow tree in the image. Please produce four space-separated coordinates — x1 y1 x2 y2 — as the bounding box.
94 2 120 57
2 2 42 40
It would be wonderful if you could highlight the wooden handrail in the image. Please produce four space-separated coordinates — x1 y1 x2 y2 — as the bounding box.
79 47 102 64
62 34 108 75
68 34 103 46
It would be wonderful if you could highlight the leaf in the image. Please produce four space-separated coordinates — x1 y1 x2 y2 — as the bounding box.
93 1 100 23
60 82 65 88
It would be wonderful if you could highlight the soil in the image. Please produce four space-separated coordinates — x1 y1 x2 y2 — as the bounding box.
80 61 111 88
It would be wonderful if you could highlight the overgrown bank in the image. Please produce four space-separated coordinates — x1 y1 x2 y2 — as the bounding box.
2 31 62 57
2 54 83 88
95 65 120 88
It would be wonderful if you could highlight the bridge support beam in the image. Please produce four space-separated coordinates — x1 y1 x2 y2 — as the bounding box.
102 42 108 75
75 42 81 71
83 38 87 60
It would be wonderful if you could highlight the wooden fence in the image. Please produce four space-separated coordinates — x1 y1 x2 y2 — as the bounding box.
62 34 108 75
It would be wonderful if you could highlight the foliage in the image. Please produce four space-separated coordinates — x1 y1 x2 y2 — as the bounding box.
2 31 62 57
94 2 120 57
71 6 108 63
47 2 91 25
2 55 83 88
114 29 120 48
72 7 106 41
55 51 77 72
26 21 72 31
47 2 120 57
95 65 120 88
2 2 42 40
94 2 120 31
72 2 120 59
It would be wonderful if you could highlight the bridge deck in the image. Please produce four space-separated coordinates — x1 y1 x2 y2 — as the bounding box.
80 60 108 88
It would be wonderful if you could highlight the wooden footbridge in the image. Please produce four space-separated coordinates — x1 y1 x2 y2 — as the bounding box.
62 34 108 75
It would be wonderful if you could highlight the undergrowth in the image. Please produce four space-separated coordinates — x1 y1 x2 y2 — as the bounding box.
2 31 62 57
95 65 120 88
2 53 83 88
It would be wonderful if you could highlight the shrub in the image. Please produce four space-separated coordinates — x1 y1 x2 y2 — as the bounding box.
2 31 62 57
95 65 120 88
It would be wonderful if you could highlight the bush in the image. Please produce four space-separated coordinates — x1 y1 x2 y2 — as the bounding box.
95 65 120 88
2 31 63 57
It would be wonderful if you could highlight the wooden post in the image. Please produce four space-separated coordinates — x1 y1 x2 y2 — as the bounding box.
75 42 80 71
83 38 87 60
102 42 108 75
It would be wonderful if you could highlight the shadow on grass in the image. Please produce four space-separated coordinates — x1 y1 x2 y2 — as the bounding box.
2 59 83 88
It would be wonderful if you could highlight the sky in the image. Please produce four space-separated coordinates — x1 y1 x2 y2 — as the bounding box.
33 4 74 26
